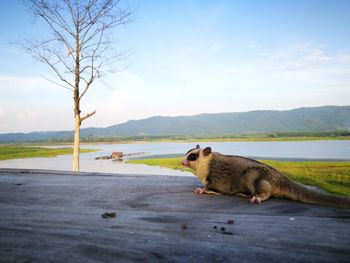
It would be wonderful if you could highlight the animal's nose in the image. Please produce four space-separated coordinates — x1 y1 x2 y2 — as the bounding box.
181 159 189 167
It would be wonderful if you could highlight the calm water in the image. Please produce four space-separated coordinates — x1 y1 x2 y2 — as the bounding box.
0 140 349 175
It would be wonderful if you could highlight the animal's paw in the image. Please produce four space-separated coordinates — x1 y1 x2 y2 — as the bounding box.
249 195 262 204
194 187 204 195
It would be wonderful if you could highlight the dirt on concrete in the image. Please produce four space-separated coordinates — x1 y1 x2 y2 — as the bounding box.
0 168 349 262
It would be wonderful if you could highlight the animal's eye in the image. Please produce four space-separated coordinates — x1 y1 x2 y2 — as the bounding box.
187 153 198 161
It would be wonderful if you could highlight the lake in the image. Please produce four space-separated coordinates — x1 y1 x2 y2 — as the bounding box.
0 140 349 175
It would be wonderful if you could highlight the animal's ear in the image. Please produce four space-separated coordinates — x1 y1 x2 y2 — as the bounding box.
203 147 212 156
196 144 200 149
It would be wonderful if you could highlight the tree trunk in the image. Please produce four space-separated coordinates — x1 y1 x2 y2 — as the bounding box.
73 27 80 172
73 114 80 172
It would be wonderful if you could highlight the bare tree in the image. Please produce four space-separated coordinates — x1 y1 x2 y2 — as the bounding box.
23 0 133 172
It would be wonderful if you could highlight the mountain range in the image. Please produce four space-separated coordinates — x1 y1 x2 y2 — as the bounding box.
1 106 350 143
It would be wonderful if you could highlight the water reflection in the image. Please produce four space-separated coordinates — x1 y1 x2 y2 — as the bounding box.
0 154 193 176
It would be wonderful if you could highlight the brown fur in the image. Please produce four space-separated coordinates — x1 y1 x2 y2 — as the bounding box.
183 147 350 208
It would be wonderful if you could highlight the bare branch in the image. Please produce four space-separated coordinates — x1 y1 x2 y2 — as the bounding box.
29 0 76 40
54 7 76 37
41 56 75 89
64 0 78 29
79 75 95 101
22 39 75 89
79 0 95 25
42 75 74 91
45 46 75 74
80 110 96 123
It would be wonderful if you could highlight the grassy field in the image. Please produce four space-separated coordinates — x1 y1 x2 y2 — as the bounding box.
128 158 350 196
0 146 98 161
13 131 350 145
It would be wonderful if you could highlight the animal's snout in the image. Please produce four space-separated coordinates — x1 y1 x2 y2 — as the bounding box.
181 159 190 167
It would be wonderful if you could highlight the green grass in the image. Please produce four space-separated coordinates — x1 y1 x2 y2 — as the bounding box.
13 131 350 144
129 158 193 173
128 158 350 196
0 146 98 161
263 160 350 196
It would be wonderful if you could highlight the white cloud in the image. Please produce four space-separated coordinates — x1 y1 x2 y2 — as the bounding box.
226 68 241 76
246 41 257 49
0 75 73 133
185 42 350 113
79 71 155 127
283 47 331 71
0 75 71 101
17 111 36 121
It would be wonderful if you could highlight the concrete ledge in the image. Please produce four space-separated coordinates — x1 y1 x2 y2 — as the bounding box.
0 169 349 262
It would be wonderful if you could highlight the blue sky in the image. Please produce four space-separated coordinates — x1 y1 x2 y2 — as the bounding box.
0 0 349 133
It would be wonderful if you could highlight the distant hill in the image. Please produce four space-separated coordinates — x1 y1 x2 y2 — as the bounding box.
1 106 350 143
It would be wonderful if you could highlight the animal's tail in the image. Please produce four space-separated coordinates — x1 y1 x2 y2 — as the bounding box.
280 180 350 209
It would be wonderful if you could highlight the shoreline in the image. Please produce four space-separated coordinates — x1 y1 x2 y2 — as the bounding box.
129 153 350 162
1 141 350 162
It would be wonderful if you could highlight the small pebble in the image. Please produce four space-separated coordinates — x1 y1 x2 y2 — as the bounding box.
221 227 226 231
213 225 217 229
101 212 116 219
227 219 234 224
221 231 233 235
181 224 188 230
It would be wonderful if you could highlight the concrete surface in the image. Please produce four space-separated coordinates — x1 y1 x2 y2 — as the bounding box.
0 168 349 263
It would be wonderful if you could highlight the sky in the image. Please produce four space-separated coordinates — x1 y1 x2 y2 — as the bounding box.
0 0 349 133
